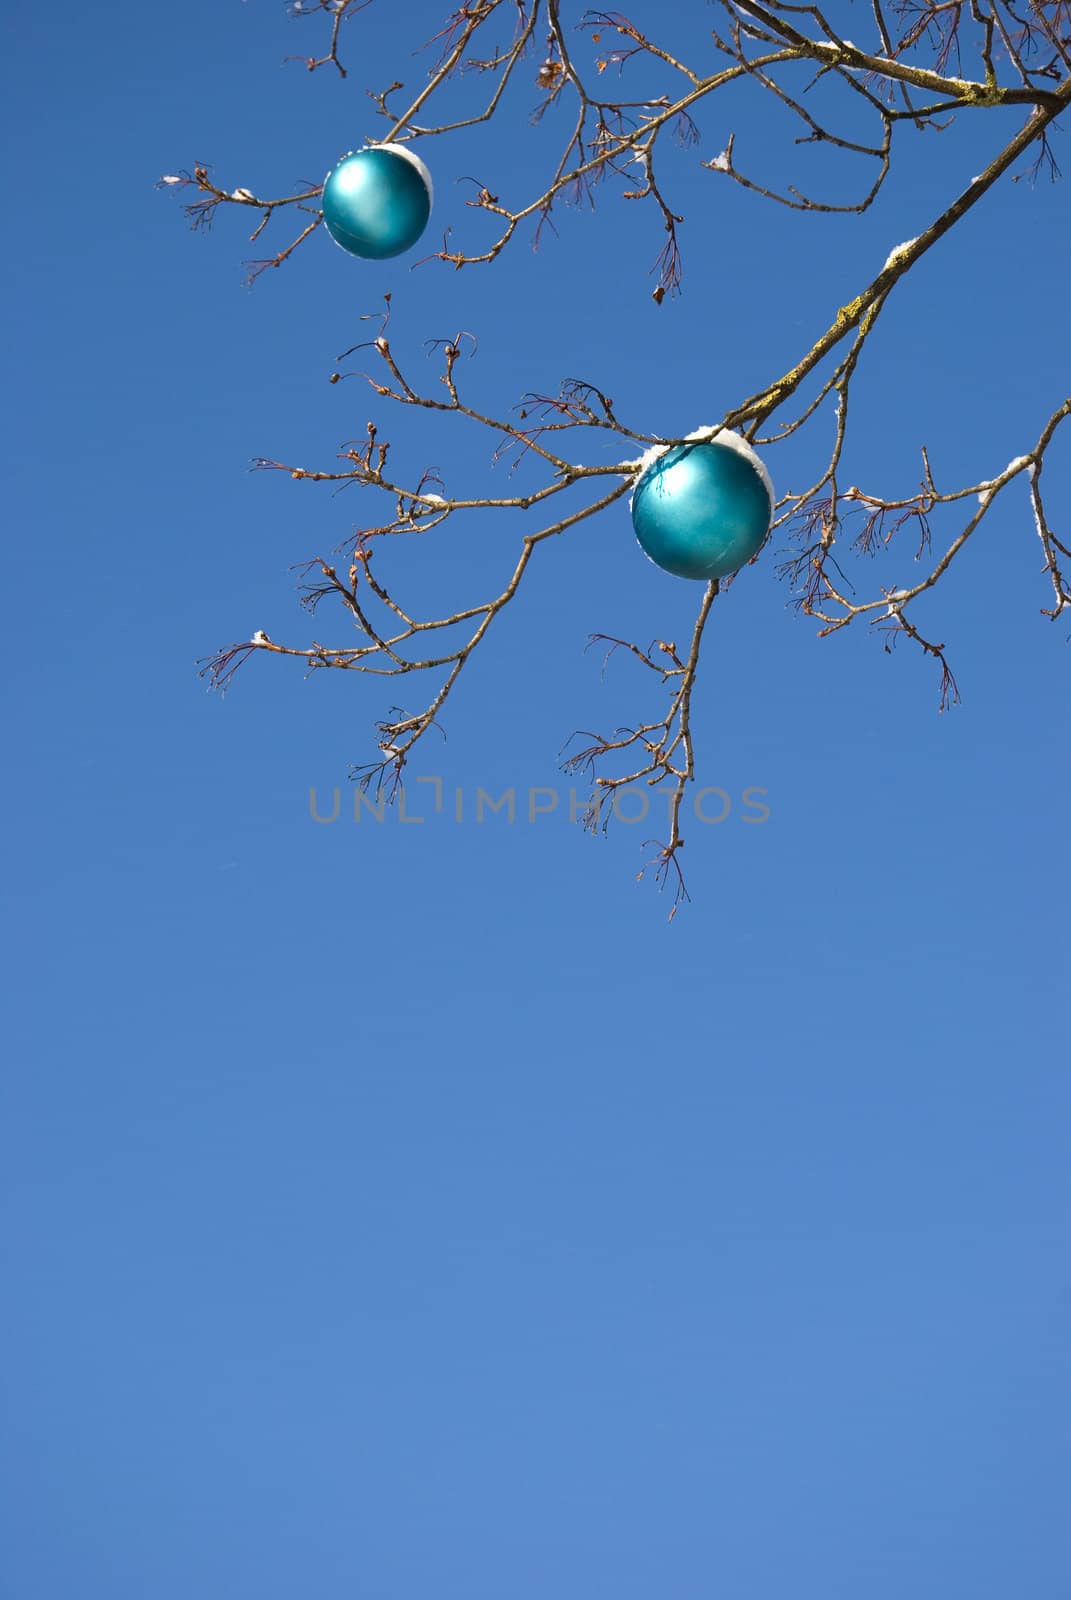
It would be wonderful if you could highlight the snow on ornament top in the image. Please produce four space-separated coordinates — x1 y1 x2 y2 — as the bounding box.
629 427 774 582
321 142 434 261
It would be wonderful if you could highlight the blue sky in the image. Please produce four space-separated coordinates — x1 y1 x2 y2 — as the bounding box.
2 3 1069 1596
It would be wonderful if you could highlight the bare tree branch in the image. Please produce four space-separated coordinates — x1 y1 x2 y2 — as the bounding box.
173 0 1071 909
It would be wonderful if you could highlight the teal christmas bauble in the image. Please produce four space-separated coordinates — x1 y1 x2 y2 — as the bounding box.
321 143 433 260
631 432 774 581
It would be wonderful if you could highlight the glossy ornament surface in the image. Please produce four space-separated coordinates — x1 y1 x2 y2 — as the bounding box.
321 144 433 260
631 430 774 581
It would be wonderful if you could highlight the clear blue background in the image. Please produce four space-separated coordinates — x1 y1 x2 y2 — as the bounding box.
2 3 1069 1596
